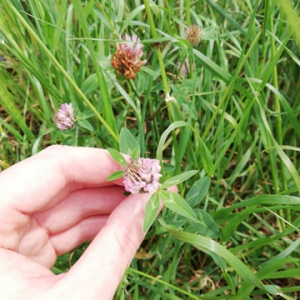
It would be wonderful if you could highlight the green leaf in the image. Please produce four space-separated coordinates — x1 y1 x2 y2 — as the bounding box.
77 110 95 120
157 121 214 177
220 207 256 243
107 170 124 181
107 148 127 167
77 119 93 132
160 190 196 220
186 177 210 207
166 228 268 293
206 0 247 35
0 80 35 141
161 170 198 189
120 4 146 33
190 208 220 239
81 73 99 95
120 127 139 156
143 192 161 232
156 121 189 162
198 137 214 176
131 146 140 161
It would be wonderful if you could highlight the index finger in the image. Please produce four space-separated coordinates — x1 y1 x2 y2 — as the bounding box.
0 145 123 213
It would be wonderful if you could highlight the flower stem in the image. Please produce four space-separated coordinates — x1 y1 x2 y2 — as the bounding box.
184 0 191 26
74 126 79 147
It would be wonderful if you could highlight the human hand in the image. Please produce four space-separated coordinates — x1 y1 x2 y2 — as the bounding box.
0 145 164 299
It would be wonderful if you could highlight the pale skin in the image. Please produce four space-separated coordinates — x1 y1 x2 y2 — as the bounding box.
0 145 171 299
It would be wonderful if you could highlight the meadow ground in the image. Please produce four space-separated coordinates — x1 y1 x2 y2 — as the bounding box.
1 0 300 299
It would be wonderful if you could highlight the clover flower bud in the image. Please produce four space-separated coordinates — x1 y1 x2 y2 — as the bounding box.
177 58 192 77
111 34 147 80
186 25 202 46
55 103 75 130
124 158 162 194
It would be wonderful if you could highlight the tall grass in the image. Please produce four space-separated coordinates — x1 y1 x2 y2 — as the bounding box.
1 0 300 298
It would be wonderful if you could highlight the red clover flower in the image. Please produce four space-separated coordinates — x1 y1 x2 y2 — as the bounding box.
111 34 147 80
55 103 75 130
123 157 162 194
107 143 197 231
186 25 202 46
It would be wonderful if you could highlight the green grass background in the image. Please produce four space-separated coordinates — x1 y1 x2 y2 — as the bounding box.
1 0 300 299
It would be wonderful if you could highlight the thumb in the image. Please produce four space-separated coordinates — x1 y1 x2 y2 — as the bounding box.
64 193 154 300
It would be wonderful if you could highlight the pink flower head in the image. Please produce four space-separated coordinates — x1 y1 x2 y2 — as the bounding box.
177 58 191 77
55 103 75 130
124 158 162 194
186 25 202 46
111 34 147 79
117 34 146 64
